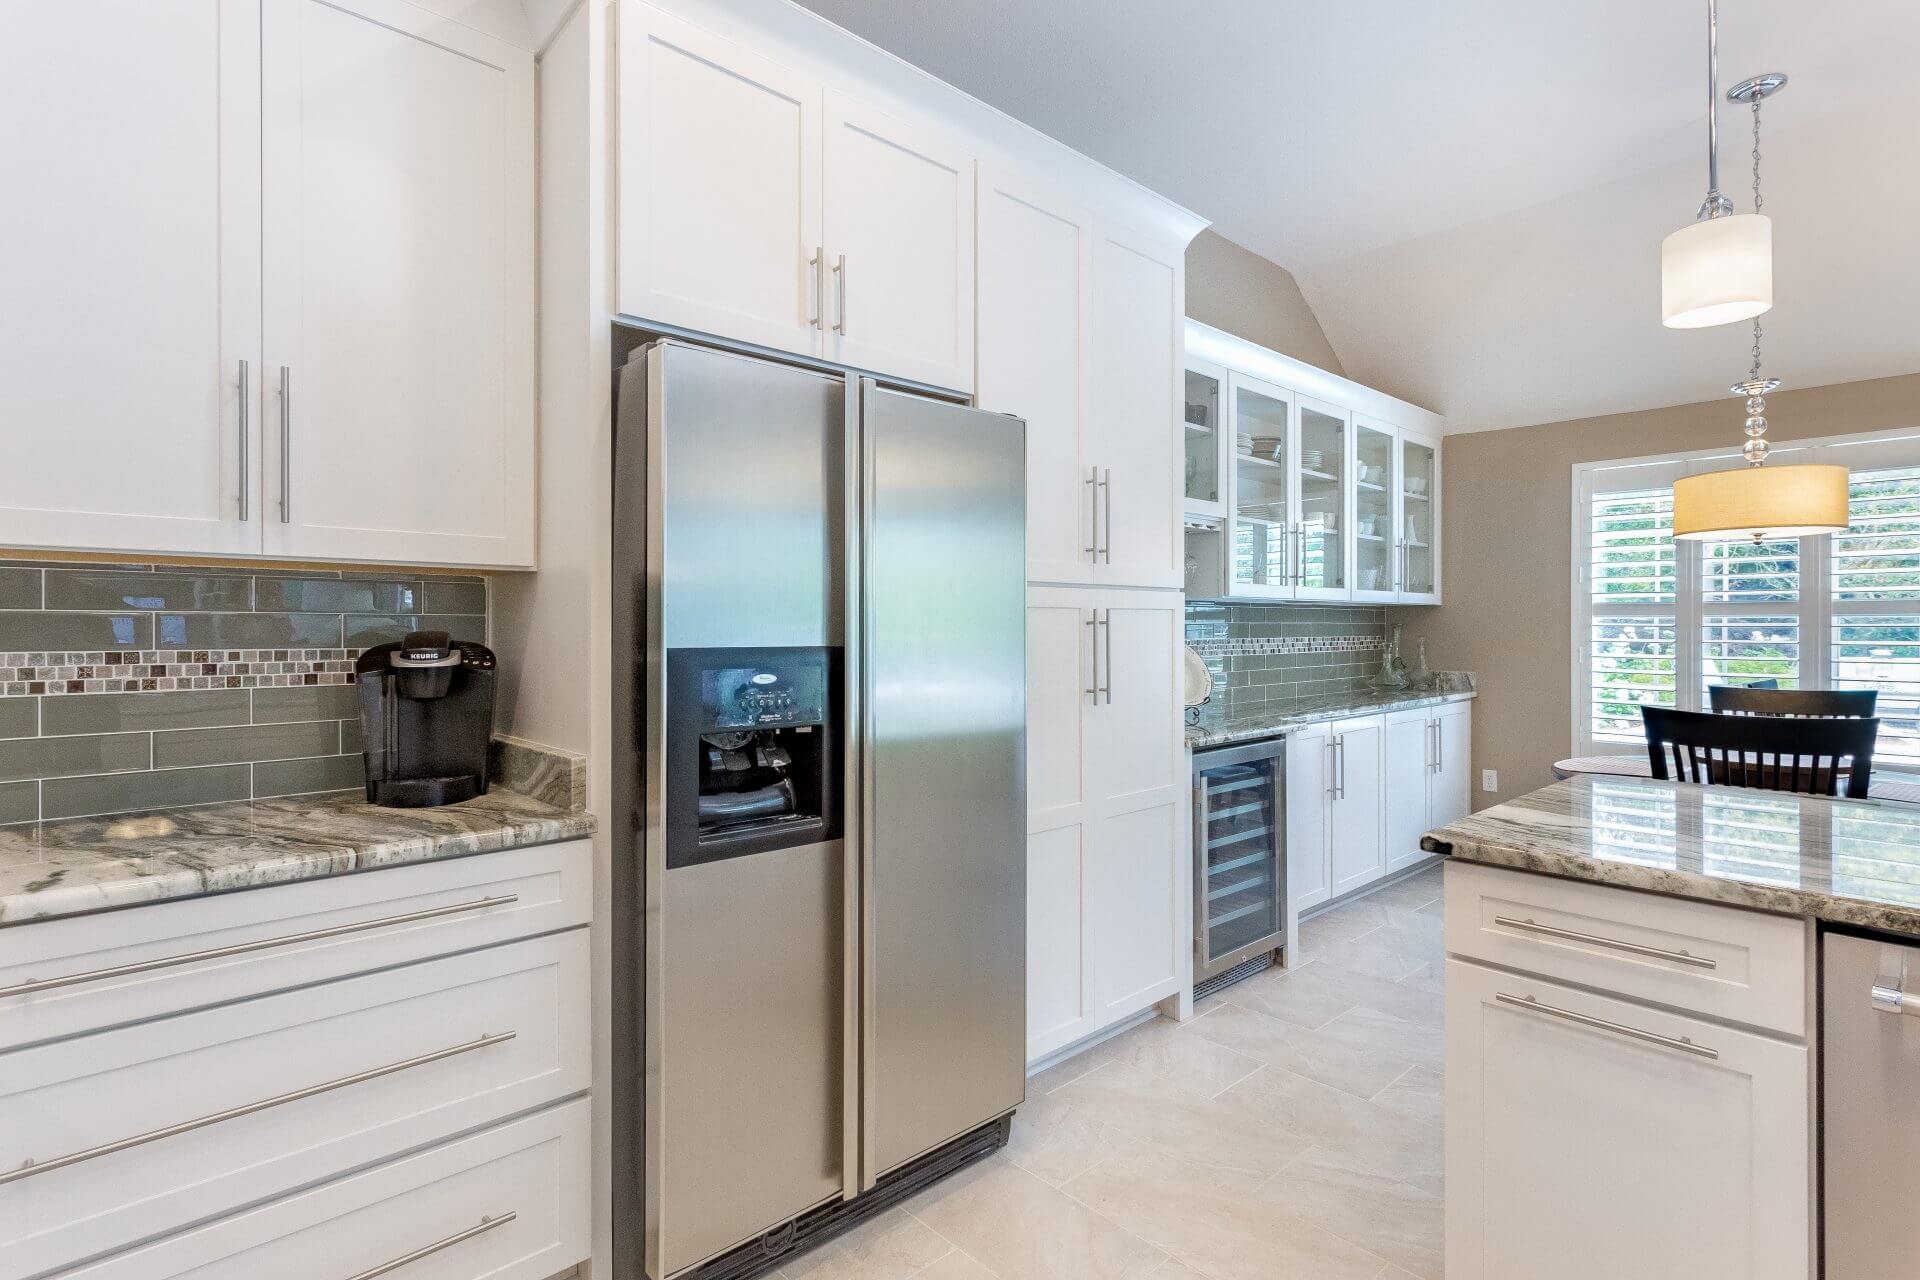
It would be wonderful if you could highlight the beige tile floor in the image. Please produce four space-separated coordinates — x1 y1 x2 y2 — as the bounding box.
781 863 1447 1280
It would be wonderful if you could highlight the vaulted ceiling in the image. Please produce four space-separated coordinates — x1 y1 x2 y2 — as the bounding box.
792 0 1920 431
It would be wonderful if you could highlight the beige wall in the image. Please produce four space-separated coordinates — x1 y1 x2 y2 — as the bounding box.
1391 371 1920 809
1185 229 1344 376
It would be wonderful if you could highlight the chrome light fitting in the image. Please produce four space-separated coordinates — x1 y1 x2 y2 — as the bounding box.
1673 70 1849 544
1661 0 1775 329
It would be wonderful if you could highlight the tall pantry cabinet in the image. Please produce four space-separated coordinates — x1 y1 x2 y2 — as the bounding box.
978 165 1197 1062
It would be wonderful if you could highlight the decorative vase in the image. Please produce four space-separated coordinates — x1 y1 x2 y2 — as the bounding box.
1410 637 1432 690
1375 624 1407 689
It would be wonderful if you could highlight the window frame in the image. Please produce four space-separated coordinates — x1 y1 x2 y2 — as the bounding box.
1570 424 1920 758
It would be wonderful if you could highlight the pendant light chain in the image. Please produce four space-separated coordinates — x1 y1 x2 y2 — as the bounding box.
1749 94 1764 384
1740 90 1773 466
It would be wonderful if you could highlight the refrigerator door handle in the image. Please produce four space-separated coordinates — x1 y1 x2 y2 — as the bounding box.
854 378 880 1191
840 377 867 1201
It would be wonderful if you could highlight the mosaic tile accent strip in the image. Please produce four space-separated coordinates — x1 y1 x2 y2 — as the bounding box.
0 650 354 696
1187 635 1383 658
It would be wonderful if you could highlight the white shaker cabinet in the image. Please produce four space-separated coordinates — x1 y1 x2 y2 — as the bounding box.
1383 700 1472 874
1325 718 1384 897
1288 712 1408 916
617 1 976 393
1284 723 1333 913
1446 959 1809 1280
0 1 261 557
260 0 534 567
1025 587 1186 1062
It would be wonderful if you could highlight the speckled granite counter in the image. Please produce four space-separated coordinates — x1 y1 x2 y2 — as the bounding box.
0 787 595 927
1422 774 1920 935
1186 689 1476 750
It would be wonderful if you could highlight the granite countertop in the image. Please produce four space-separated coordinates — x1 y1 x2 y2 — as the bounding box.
1186 688 1477 750
0 788 596 927
1422 774 1920 935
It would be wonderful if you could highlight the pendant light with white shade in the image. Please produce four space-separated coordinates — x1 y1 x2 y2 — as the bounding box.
1672 74 1850 544
1661 0 1774 329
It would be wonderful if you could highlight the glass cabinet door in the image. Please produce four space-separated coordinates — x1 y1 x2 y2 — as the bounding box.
1194 745 1285 976
1183 363 1224 511
1297 400 1349 596
1401 434 1438 597
1230 379 1292 594
1353 419 1397 598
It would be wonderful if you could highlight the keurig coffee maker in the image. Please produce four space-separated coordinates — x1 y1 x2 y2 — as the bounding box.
356 630 497 807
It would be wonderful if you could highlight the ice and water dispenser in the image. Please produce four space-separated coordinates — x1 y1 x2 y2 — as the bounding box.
664 647 841 868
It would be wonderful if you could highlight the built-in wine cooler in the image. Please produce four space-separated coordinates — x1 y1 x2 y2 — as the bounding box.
1191 739 1288 990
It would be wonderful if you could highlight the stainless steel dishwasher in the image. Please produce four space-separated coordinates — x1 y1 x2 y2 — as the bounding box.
1822 930 1920 1277
1191 738 1288 996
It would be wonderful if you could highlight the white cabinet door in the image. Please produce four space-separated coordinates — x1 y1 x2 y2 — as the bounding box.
1382 709 1433 875
616 2 822 358
1431 701 1472 829
0 1 260 557
1088 224 1183 590
977 166 1095 587
1326 719 1384 897
1399 428 1441 603
822 92 973 392
1285 724 1331 913
1447 960 1809 1280
1086 595 1186 1019
1025 593 1093 1060
261 0 533 567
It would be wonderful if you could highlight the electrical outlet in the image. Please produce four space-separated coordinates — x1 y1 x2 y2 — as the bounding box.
1481 769 1499 793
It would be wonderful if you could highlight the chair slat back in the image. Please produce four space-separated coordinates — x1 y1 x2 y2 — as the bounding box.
1707 686 1878 718
1642 706 1880 799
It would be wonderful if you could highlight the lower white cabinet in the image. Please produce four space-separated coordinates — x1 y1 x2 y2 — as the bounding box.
1285 715 1386 912
0 841 592 1280
1446 957 1809 1279
1383 700 1472 875
1026 586 1186 1061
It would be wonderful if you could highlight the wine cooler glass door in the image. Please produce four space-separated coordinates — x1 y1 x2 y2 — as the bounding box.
1193 741 1286 979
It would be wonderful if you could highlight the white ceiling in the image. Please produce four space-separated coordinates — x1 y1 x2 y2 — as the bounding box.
791 0 1920 431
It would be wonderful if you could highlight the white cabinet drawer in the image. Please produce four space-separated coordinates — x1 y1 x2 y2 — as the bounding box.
0 838 590 1051
67 1099 589 1280
1444 861 1806 1036
1 930 588 1280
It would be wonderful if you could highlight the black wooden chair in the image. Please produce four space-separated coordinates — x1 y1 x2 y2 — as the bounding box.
1707 685 1878 717
1641 706 1880 799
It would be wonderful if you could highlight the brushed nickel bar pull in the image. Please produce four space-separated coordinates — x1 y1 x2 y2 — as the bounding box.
1495 992 1718 1059
0 1031 516 1187
1100 468 1113 564
1085 468 1099 560
808 248 824 329
237 359 250 522
1084 612 1099 704
1101 608 1113 704
832 254 847 334
278 364 292 523
1434 717 1443 772
343 1212 518 1280
1492 915 1717 969
0 895 520 1000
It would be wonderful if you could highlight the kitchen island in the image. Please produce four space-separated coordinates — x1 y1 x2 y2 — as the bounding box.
1420 772 1920 1280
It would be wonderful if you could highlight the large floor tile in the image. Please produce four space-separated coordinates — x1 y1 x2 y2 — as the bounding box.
1093 1015 1265 1101
1186 1001 1419 1100
1299 900 1390 949
1254 1150 1443 1280
781 1208 952 1280
1315 1005 1443 1079
1063 1144 1392 1280
1221 1062 1441 1186
910 1249 1000 1280
1027 1048 1115 1097
1053 1063 1314 1176
909 1159 1167 1280
1004 1088 1140 1186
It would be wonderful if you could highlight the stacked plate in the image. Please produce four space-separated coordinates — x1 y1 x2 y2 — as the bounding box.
1235 431 1254 456
1302 449 1327 473
1250 436 1284 460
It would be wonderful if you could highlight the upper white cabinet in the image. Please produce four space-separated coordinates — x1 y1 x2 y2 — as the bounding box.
0 1 262 558
261 0 534 566
0 0 535 569
618 2 975 393
977 165 1188 590
1025 587 1186 1061
1185 319 1444 604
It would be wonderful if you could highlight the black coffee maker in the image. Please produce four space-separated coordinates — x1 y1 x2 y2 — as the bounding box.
355 630 497 807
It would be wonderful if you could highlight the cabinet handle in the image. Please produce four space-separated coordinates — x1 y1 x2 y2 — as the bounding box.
1332 734 1346 800
1084 612 1099 704
1291 524 1303 585
1100 468 1112 564
0 1030 516 1187
1101 608 1113 704
1085 467 1099 561
278 364 292 523
808 247 824 329
832 254 848 334
1491 915 1717 969
237 359 250 522
344 1213 518 1280
1494 992 1718 1060
1432 718 1442 773
0 894 520 1000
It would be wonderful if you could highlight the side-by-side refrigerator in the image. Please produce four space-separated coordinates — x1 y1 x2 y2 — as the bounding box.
612 340 1027 1280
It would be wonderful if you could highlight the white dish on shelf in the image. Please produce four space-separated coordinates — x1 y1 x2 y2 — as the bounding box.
1182 644 1213 708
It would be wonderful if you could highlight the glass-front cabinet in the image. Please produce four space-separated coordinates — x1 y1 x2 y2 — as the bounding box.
1228 376 1292 596
1183 360 1226 516
1295 396 1350 599
1399 430 1440 602
1192 739 1287 982
1352 417 1399 602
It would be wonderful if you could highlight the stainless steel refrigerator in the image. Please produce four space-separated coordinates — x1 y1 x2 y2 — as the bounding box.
611 339 1026 1280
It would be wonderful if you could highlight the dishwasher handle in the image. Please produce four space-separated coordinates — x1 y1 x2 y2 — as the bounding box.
1871 946 1920 1015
